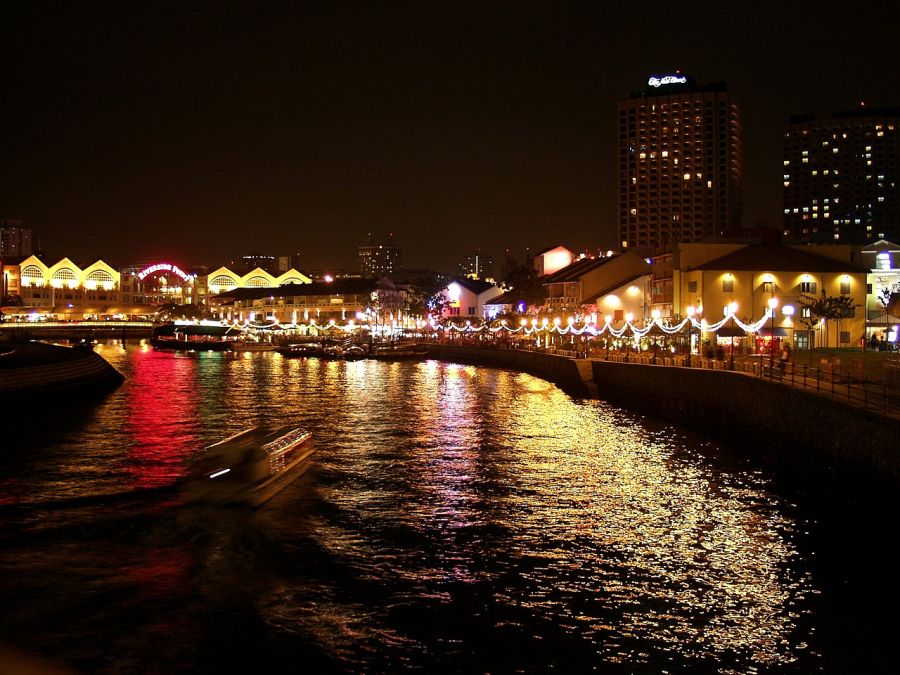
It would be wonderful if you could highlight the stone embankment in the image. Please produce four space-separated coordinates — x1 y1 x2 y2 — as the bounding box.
424 344 900 487
0 341 125 401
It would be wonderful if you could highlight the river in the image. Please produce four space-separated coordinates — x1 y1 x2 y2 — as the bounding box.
0 341 894 673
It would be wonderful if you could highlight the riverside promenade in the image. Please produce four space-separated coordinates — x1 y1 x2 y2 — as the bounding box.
425 343 900 489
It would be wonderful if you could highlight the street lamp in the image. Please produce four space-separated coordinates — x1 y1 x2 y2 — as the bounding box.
782 304 795 367
767 296 779 375
727 301 738 370
625 311 634 361
686 305 696 367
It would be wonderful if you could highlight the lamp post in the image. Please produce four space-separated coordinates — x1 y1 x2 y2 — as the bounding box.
728 301 738 370
686 305 696 367
767 297 779 375
625 311 634 361
783 305 795 372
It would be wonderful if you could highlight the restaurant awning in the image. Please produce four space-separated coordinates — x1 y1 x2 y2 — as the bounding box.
758 327 789 337
49 306 104 315
713 325 749 338
102 306 157 315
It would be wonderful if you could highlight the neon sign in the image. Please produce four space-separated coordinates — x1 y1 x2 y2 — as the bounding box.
137 263 192 282
648 74 687 87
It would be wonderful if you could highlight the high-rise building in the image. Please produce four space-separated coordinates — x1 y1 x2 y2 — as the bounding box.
358 233 401 276
617 74 743 252
0 219 33 256
457 250 494 280
783 107 899 244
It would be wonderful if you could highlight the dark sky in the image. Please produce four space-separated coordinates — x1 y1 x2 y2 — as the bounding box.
2 1 899 273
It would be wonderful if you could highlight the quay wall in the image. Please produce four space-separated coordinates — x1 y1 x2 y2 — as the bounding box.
0 344 125 401
591 360 900 486
424 344 589 396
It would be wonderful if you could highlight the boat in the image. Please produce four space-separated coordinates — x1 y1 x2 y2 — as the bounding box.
151 323 241 351
370 343 429 360
275 342 323 358
188 425 315 507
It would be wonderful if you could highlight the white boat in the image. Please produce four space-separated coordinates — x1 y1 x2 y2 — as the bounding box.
188 426 315 507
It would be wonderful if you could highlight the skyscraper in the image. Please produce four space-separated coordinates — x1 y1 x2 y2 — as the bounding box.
617 74 743 252
358 233 401 276
783 107 899 244
0 219 33 257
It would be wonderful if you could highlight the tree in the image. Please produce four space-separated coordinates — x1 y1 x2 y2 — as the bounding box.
502 263 546 310
798 290 859 348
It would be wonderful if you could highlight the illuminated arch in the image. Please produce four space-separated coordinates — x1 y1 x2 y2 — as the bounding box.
276 268 312 285
48 258 83 289
241 268 275 288
82 260 120 290
245 276 272 288
206 267 241 295
21 264 46 287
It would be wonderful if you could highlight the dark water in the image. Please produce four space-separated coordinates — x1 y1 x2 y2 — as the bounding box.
0 341 895 673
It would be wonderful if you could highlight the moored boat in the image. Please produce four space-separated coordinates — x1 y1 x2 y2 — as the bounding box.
151 323 241 351
275 343 323 358
188 425 315 507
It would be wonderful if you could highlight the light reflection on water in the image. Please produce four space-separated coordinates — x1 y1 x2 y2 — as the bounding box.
0 341 846 672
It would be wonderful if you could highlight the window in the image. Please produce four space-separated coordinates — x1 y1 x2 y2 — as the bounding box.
840 279 850 295
801 307 811 318
722 279 733 293
614 309 624 322
467 306 475 316
687 281 697 293
762 281 773 293
840 331 850 345
800 281 817 294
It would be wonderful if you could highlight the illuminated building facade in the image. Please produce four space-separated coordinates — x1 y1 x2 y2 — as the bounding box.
617 74 743 252
439 277 503 319
542 252 651 318
667 242 867 349
358 233 401 276
533 245 574 276
783 107 899 244
210 277 408 326
0 257 312 320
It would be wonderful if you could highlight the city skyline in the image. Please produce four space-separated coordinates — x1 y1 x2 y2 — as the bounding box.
2 2 899 271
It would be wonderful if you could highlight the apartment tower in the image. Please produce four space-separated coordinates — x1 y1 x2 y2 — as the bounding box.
783 107 899 244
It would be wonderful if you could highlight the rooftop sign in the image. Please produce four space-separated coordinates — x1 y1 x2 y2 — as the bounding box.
648 74 687 88
137 262 192 282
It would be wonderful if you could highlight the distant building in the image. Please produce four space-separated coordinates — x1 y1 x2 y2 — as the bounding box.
541 252 651 319
617 74 743 252
533 245 574 276
457 250 494 281
0 219 32 257
861 239 900 342
439 276 503 320
783 107 899 244
210 277 408 327
358 233 401 276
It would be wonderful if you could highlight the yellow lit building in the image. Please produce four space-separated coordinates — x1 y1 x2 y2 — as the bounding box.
669 243 867 349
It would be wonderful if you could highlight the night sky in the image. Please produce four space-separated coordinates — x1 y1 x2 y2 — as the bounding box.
2 1 899 273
